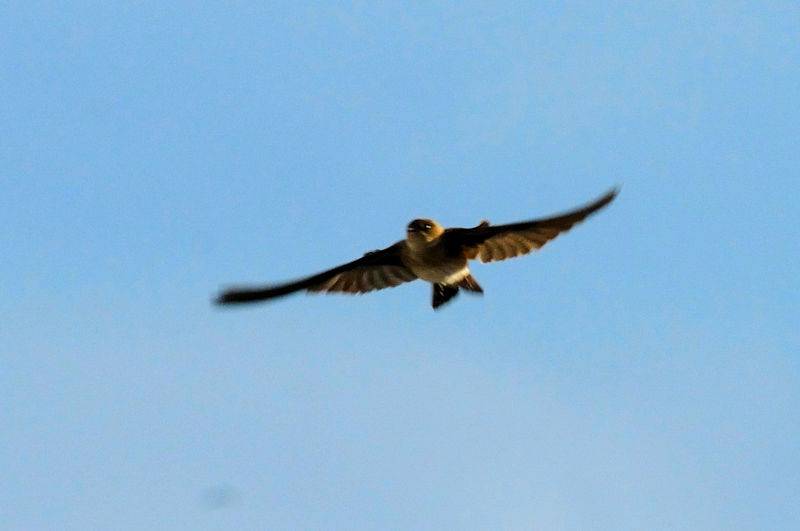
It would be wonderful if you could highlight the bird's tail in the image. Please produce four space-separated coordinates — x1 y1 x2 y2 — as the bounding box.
432 284 459 309
432 275 483 309
457 274 483 293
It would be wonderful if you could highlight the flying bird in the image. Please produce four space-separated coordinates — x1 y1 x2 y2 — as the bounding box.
216 188 617 310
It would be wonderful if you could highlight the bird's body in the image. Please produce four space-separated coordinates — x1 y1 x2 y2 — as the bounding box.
216 189 617 310
402 233 469 285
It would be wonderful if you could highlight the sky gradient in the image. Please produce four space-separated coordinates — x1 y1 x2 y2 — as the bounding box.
2 2 799 529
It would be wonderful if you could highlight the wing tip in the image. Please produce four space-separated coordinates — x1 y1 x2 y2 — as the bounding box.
579 186 619 217
599 186 620 206
213 291 240 305
213 287 270 305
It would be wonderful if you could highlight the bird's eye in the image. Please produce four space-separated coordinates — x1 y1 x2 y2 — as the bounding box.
424 223 432 230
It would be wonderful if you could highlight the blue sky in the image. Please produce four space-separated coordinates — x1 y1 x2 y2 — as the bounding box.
2 1 799 529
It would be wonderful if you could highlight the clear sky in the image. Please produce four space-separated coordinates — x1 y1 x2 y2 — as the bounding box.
2 2 799 530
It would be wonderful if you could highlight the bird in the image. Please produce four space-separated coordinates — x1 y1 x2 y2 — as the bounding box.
215 188 617 310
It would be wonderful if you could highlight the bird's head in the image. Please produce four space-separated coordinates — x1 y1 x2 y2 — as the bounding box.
406 218 444 245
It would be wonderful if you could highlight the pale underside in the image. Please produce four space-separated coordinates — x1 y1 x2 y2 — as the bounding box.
406 263 470 285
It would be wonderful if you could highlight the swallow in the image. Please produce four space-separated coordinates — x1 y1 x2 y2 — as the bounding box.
215 188 617 310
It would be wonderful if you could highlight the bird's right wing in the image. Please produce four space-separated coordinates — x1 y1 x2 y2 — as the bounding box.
215 242 416 304
443 189 617 263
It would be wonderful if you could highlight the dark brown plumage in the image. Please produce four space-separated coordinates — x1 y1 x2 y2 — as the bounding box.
215 188 617 309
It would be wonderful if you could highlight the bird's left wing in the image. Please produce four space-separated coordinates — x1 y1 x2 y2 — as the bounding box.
443 188 617 263
215 242 416 304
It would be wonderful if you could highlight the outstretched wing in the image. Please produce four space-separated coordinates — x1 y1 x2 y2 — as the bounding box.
215 242 416 304
443 189 617 263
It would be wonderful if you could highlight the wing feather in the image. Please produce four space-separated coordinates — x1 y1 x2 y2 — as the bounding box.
216 242 416 304
446 189 617 264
